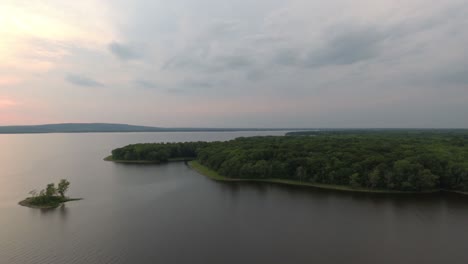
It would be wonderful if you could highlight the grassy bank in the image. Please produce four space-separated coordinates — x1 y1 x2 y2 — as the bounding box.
187 161 439 194
104 155 194 164
19 197 82 209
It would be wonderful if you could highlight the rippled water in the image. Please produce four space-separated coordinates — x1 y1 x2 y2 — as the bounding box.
1 132 468 264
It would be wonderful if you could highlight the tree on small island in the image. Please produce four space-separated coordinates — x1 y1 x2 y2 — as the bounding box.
57 179 70 197
19 179 81 209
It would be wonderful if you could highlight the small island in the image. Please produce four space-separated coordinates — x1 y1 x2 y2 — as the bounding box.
19 179 82 209
105 131 468 194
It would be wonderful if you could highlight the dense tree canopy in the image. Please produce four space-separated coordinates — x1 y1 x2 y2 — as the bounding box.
111 142 209 163
111 132 468 192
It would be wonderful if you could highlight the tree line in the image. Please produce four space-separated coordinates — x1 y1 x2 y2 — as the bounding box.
111 132 468 192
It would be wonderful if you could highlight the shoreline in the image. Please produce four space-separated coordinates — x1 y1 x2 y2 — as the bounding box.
104 158 468 196
19 197 82 209
187 161 443 195
441 189 468 196
104 156 194 164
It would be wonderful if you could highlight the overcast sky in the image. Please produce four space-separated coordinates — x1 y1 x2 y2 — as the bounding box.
1 0 467 128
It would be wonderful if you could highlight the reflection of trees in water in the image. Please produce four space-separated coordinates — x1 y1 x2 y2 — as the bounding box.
59 204 69 220
39 204 69 220
217 181 241 199
217 181 272 197
214 179 468 212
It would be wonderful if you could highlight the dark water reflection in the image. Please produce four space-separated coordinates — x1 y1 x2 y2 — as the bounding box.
1 132 468 264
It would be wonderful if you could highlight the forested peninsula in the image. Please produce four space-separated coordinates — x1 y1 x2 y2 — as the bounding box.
107 131 468 193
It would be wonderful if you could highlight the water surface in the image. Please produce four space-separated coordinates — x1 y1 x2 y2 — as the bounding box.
1 132 468 264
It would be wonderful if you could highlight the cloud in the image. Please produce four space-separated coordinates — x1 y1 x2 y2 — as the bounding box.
215 55 254 71
444 70 468 85
66 74 103 87
108 42 141 61
411 65 468 87
272 49 300 66
304 26 384 67
246 69 266 82
160 18 257 74
163 54 254 73
135 79 158 88
166 88 186 94
272 25 385 69
208 20 242 38
432 61 468 85
183 79 214 89
167 79 228 95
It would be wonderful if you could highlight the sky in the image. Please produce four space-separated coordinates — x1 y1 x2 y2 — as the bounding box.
0 0 467 128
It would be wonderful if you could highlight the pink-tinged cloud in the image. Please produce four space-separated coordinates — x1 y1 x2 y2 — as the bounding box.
0 99 18 108
0 76 20 86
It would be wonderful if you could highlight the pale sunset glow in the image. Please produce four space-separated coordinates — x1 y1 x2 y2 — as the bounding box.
0 0 467 127
0 2 113 41
0 98 17 108
0 76 20 86
0 1 113 69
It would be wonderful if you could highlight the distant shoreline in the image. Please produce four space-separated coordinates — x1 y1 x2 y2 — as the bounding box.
0 129 294 135
2 123 466 135
0 122 305 134
187 161 442 194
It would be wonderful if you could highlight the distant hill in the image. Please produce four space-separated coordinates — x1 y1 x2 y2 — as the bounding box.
0 123 164 134
0 123 299 134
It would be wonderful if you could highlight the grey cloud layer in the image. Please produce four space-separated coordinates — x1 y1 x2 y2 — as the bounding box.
304 27 384 67
31 0 468 127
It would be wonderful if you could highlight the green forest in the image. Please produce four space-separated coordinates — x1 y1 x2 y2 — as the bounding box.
111 141 209 163
110 131 468 192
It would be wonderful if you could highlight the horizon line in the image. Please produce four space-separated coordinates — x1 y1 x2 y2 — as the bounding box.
0 122 467 130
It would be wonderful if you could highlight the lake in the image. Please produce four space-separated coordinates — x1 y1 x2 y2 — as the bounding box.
1 132 468 264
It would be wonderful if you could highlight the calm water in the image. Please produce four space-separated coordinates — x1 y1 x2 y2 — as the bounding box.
1 132 468 264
